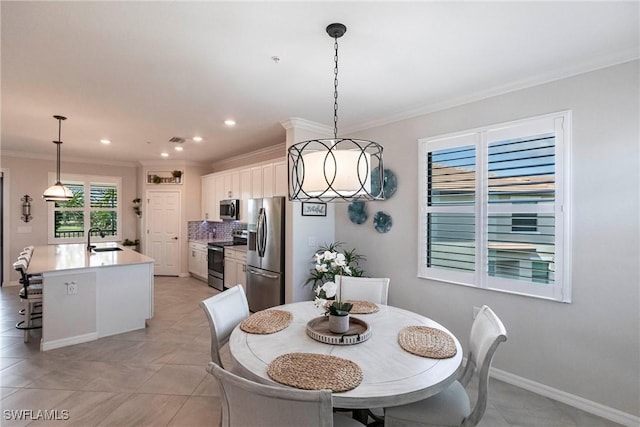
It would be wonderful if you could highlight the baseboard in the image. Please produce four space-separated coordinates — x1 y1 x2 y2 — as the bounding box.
178 273 191 278
490 367 640 427
40 332 98 351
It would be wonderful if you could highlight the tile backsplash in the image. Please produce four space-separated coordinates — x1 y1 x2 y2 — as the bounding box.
188 221 246 241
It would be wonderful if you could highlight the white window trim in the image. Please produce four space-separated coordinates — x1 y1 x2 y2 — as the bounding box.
47 173 123 244
417 111 572 302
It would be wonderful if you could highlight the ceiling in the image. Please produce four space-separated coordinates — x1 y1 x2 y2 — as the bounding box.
1 1 638 166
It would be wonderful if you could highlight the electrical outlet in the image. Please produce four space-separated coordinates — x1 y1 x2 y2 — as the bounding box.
308 236 317 247
473 306 481 319
66 282 78 295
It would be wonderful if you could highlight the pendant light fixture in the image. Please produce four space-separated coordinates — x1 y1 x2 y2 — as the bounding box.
288 23 384 202
43 115 74 202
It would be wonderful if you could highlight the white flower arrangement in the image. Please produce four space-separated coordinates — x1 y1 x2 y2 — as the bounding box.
307 244 365 316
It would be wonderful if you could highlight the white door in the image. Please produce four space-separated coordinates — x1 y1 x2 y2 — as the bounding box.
147 190 181 276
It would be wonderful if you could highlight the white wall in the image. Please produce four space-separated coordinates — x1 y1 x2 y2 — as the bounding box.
283 119 336 303
0 155 139 283
138 161 208 276
336 61 639 417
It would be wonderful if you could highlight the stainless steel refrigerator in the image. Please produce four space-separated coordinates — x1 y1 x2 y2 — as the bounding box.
246 197 285 312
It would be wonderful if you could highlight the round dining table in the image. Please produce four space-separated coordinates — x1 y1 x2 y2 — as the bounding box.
228 301 463 411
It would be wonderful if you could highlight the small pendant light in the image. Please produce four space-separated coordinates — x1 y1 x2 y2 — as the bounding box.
288 23 384 202
43 115 73 202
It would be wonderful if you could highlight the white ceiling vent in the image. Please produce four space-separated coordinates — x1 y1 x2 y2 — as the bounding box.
169 136 186 144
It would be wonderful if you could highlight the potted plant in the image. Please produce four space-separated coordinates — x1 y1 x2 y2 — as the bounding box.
171 170 183 183
122 238 140 252
132 198 142 217
307 242 365 333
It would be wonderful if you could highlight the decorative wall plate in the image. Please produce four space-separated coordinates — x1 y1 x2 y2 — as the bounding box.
373 211 392 233
348 201 368 224
371 167 397 199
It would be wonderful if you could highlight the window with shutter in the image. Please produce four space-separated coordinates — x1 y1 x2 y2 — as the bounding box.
49 175 122 244
418 112 571 302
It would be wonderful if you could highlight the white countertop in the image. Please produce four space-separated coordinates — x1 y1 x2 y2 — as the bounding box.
28 242 155 274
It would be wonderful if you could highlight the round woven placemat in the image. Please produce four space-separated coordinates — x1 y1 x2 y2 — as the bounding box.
267 352 363 392
240 310 293 334
324 300 379 314
347 300 379 314
398 326 457 359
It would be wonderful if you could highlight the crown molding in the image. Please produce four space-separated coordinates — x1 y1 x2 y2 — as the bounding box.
1 150 139 168
342 52 639 135
210 142 286 172
280 118 332 135
137 159 205 168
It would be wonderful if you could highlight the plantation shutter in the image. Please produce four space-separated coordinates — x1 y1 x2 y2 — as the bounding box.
421 133 479 285
419 112 569 302
485 116 565 300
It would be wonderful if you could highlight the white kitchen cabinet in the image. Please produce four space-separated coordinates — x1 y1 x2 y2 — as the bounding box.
202 158 286 221
223 171 240 199
274 160 287 197
250 166 263 199
239 168 252 221
189 242 208 281
224 248 247 292
201 174 216 220
262 163 274 198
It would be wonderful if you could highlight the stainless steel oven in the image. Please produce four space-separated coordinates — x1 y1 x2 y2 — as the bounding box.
208 230 248 291
207 245 225 291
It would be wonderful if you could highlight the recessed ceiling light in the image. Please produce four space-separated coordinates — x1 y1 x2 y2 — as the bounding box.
161 152 169 158
224 119 236 127
174 146 184 152
193 136 203 142
100 139 111 145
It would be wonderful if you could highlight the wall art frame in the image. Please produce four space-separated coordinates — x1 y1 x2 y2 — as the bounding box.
301 202 327 217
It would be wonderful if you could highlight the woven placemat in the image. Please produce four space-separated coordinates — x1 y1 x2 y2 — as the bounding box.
267 352 363 392
324 300 379 314
347 300 379 314
398 326 457 359
240 310 293 334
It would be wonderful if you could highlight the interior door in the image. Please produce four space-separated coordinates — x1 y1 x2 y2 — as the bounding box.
146 190 181 276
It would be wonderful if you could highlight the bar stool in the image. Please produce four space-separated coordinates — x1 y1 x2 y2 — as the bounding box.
13 260 43 343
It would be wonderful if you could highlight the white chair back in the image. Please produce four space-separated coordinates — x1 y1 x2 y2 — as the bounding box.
208 361 334 427
335 275 390 305
459 305 507 426
200 285 250 368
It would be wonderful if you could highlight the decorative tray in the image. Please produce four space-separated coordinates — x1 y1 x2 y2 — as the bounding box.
306 316 371 345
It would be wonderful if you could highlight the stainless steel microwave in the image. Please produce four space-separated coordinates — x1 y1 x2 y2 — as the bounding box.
219 199 240 220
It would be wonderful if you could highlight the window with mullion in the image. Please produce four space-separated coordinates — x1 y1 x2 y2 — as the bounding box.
49 175 122 244
419 112 570 302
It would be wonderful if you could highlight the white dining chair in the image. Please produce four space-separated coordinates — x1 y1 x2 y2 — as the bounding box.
200 285 250 369
208 361 365 427
383 305 508 427
335 275 390 305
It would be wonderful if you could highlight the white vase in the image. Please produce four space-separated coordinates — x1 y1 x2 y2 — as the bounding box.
328 313 350 334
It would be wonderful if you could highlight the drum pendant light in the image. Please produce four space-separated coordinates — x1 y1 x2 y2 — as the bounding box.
288 23 384 202
43 115 73 202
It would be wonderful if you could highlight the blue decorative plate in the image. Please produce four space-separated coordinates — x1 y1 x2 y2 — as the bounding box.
371 167 397 199
373 211 392 233
348 201 368 225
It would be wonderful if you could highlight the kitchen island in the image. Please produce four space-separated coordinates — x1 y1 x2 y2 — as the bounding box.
28 242 154 351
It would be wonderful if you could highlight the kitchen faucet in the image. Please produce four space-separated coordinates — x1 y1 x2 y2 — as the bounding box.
87 227 106 251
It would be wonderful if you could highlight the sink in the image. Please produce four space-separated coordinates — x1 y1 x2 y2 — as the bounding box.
92 247 123 252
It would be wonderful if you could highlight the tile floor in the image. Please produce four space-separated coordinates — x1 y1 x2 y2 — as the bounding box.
0 276 622 426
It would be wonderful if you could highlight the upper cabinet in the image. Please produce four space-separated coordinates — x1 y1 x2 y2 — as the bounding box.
273 160 287 198
201 174 216 220
202 159 286 222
